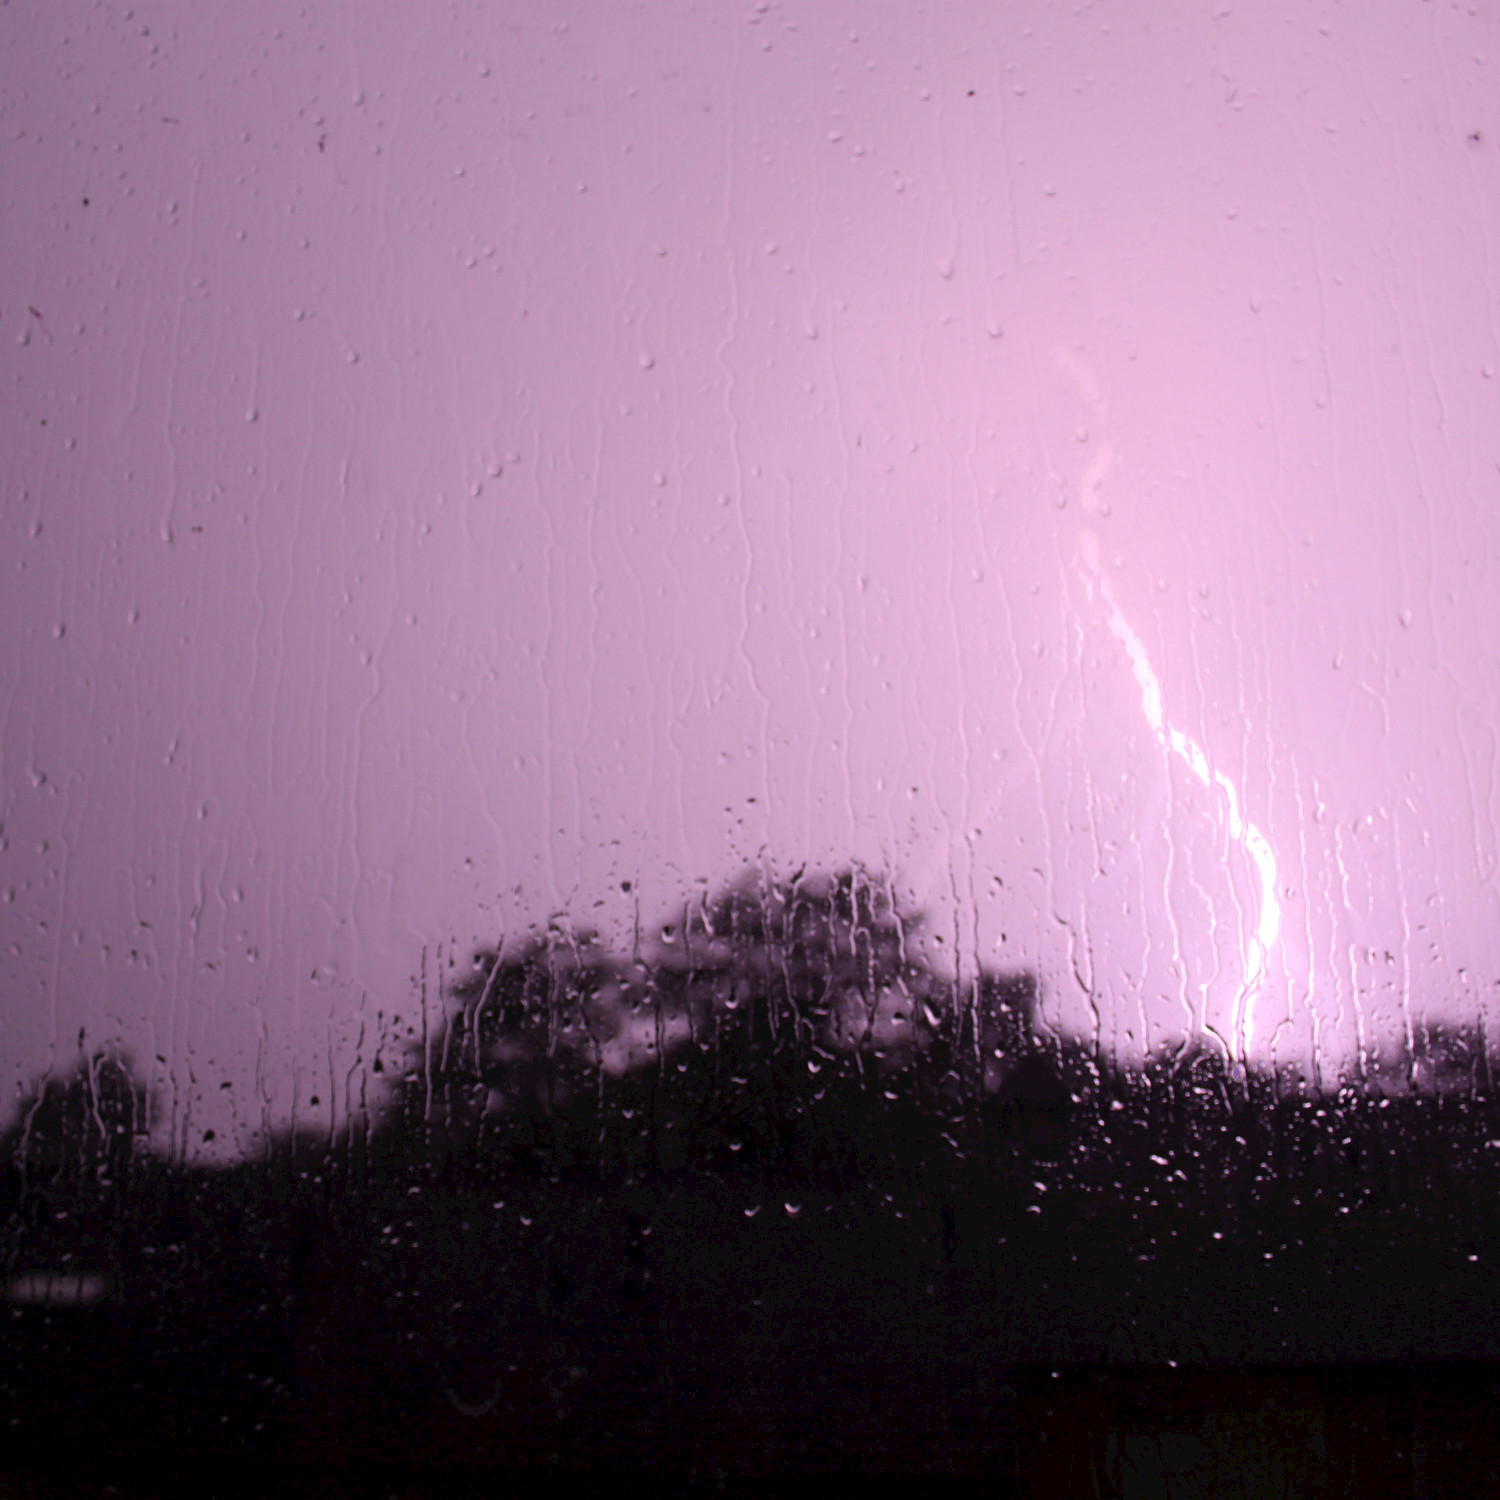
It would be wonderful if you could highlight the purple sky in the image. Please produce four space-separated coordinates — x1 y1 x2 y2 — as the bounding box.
5 1 1500 1159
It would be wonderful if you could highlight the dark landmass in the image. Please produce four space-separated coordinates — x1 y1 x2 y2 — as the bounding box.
5 867 1500 1492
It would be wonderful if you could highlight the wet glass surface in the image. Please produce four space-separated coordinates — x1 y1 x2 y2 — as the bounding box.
4 1 1500 1490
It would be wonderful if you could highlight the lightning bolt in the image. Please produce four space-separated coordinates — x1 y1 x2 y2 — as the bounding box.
912 350 1282 1062
1077 525 1281 1057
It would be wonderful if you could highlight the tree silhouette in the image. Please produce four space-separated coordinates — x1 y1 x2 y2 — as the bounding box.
0 1043 158 1311
371 865 1048 1185
368 922 622 1179
1409 1018 1491 1096
0 1041 153 1214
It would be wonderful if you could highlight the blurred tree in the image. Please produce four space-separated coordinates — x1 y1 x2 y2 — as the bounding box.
373 924 621 1178
0 1039 153 1224
372 865 1048 1185
1409 1019 1491 1097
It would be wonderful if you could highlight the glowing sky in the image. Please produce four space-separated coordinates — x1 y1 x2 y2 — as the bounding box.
4 1 1500 1156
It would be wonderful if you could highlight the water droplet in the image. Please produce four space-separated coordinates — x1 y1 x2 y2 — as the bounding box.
744 1204 761 1218
784 1202 802 1217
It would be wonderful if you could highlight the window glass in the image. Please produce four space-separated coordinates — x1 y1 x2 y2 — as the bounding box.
4 0 1498 1482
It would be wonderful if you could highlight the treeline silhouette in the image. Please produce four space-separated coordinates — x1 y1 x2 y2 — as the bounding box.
374 865 1057 1188
7 865 1500 1474
363 862 1500 1208
10 865 1498 1200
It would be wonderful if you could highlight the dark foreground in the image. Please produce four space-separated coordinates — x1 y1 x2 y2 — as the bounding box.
2 1358 1499 1497
14 871 1500 1488
8 1139 1500 1497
